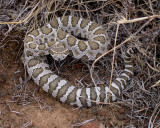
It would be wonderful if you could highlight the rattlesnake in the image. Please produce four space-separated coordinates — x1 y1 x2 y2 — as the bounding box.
24 16 136 107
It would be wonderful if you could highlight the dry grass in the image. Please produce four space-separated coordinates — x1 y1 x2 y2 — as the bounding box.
0 0 160 127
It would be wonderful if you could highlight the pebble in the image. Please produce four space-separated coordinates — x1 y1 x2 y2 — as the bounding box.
80 121 105 128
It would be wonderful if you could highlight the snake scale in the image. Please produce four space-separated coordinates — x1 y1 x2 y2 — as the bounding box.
24 16 136 107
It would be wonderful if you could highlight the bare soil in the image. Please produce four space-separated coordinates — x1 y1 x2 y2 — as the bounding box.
0 0 160 127
0 34 139 128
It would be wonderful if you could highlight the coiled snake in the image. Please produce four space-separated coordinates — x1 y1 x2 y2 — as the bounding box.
24 16 136 107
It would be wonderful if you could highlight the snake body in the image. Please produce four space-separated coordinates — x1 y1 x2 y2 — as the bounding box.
24 16 135 107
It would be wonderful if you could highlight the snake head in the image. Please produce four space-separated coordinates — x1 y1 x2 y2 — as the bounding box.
49 42 69 61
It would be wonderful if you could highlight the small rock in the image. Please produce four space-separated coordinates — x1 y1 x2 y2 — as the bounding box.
80 121 105 128
119 108 125 114
99 110 107 116
117 114 126 120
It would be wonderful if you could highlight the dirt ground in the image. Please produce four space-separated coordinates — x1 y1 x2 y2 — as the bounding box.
0 1 160 128
0 34 141 128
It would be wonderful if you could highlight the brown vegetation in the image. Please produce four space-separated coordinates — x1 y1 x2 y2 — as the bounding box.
0 0 159 127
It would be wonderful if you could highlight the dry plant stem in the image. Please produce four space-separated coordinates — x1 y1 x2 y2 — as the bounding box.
90 18 154 97
0 5 42 25
147 62 160 73
117 15 159 24
151 80 160 88
60 0 115 12
148 0 155 15
48 0 55 12
92 18 154 67
108 24 119 102
148 103 160 128
146 56 160 88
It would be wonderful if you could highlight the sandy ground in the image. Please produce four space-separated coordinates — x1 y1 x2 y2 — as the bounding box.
0 33 148 128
